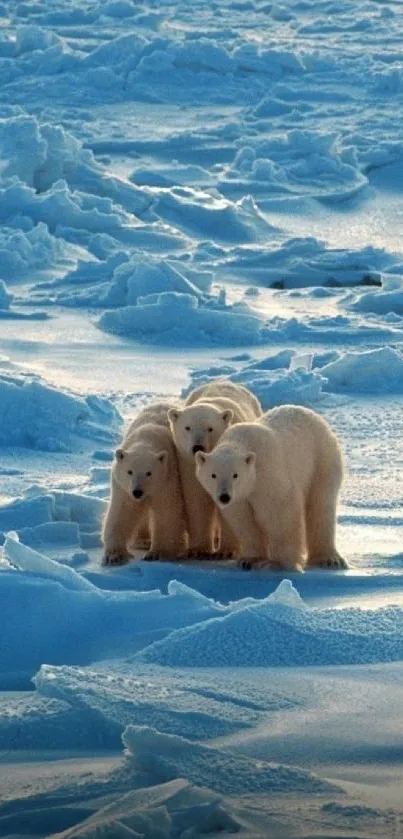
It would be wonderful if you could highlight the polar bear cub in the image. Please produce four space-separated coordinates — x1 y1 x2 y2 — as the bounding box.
168 380 262 556
102 402 187 565
195 405 347 571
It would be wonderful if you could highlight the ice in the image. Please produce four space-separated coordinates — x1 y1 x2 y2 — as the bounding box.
0 222 66 278
136 582 403 668
2 0 403 832
0 538 228 687
0 280 12 309
122 724 336 796
4 532 96 592
351 276 403 316
34 660 280 741
57 778 245 839
224 130 368 201
321 346 403 393
99 292 265 346
184 359 329 409
0 362 121 450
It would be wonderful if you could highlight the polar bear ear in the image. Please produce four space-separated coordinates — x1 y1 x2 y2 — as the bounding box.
157 450 168 465
168 408 182 424
115 448 125 461
221 409 234 425
245 452 256 467
194 451 207 467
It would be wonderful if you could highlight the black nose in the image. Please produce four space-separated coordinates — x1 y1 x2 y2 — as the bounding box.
219 493 231 505
132 488 143 499
192 444 205 454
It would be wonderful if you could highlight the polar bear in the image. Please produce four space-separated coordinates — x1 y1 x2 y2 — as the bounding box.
168 380 262 557
195 405 347 572
102 402 187 565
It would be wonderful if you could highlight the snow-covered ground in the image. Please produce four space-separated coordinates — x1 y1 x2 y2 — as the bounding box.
1 0 403 835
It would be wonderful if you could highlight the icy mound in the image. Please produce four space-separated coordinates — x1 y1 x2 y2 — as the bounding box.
184 344 403 406
57 778 248 839
0 362 121 450
0 114 154 273
221 238 386 289
122 724 336 796
321 346 403 393
34 656 301 743
0 538 224 687
152 190 274 244
52 254 211 309
100 255 210 308
0 222 66 279
0 488 110 550
183 354 328 409
0 115 148 213
136 580 403 668
0 691 119 751
222 131 368 201
351 276 403 316
99 292 265 347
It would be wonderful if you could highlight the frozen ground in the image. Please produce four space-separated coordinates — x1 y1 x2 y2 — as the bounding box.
1 0 403 835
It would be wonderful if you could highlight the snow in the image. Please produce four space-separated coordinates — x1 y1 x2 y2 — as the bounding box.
1 0 403 834
0 358 121 450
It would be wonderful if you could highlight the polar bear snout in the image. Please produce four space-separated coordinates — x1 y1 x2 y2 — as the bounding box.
192 444 205 454
132 487 144 500
219 492 231 505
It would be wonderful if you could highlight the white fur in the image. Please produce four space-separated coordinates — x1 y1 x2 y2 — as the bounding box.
102 402 187 565
195 405 347 572
168 380 262 556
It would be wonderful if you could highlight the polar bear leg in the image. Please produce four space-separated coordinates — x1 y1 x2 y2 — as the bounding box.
144 491 187 561
102 483 142 565
215 511 239 558
134 522 151 550
252 493 306 572
180 460 215 556
219 501 267 568
305 464 347 569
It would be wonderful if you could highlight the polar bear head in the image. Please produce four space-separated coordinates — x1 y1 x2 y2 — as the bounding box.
195 445 256 507
113 444 168 501
168 403 233 459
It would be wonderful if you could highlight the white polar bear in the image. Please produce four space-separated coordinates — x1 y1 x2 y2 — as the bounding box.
168 380 262 557
195 405 347 572
102 402 187 565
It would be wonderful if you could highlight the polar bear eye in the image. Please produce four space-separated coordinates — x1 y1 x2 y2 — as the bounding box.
185 426 191 432
127 470 133 476
233 473 238 479
211 473 216 479
208 427 213 433
146 471 152 477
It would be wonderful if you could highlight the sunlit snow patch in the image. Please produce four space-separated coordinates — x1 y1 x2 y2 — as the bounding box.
122 724 336 795
136 580 403 668
0 359 121 450
321 346 403 393
99 289 266 346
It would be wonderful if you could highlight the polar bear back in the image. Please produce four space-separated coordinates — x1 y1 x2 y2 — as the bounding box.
185 380 262 420
124 401 173 438
225 405 342 493
262 405 341 467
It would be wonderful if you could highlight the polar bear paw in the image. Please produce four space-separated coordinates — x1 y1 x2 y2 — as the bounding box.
143 550 177 562
185 548 214 560
103 548 131 566
309 553 348 570
214 549 234 560
237 556 265 571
